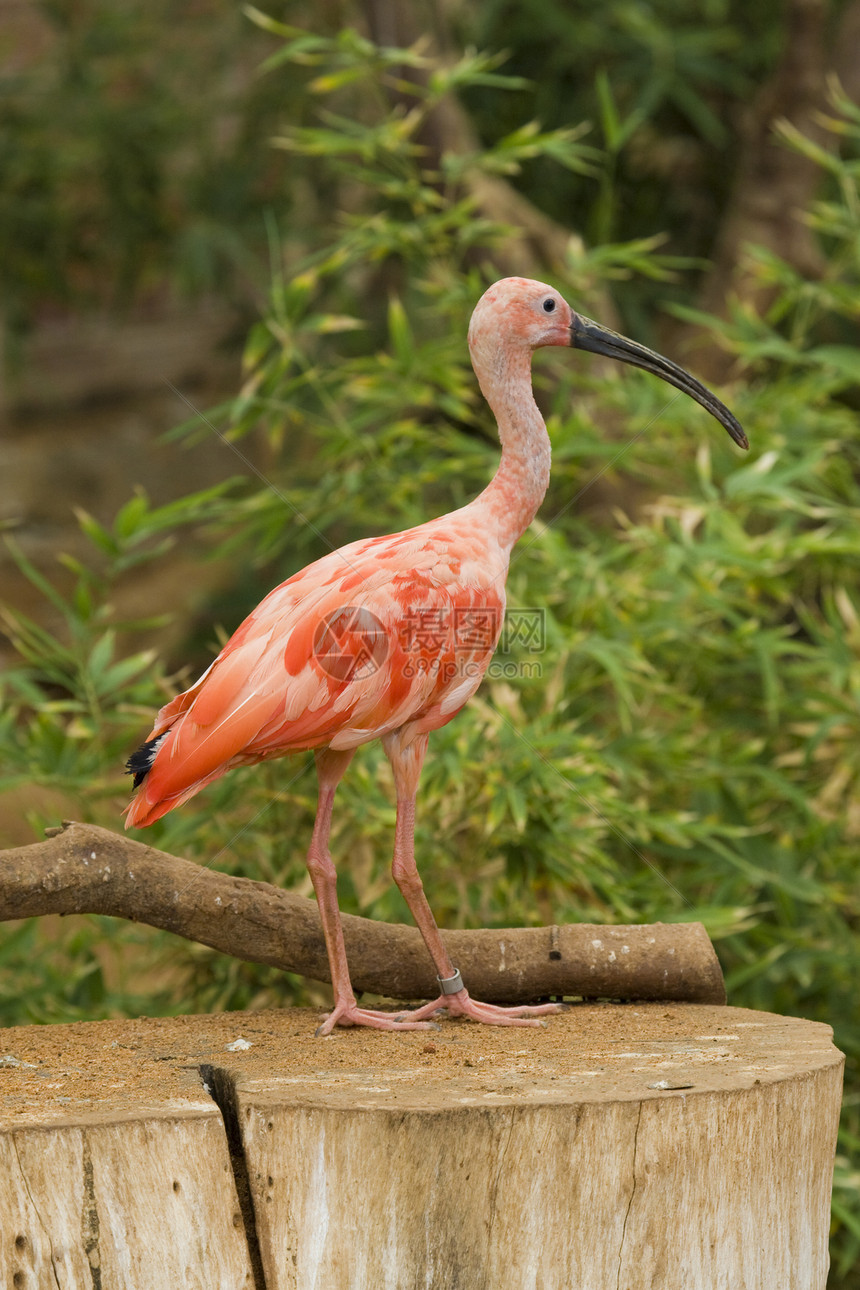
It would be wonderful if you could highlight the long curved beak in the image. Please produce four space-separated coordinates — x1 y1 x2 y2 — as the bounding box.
571 314 748 450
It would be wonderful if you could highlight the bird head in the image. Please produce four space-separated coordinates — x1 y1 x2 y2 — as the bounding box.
468 277 573 358
469 277 748 450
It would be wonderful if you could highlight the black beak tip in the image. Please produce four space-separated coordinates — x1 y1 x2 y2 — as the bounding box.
571 314 749 452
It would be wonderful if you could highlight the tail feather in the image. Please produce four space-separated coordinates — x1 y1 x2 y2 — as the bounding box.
124 772 224 829
124 724 236 829
125 733 168 788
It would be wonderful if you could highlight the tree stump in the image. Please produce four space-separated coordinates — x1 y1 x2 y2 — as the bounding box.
0 1004 842 1290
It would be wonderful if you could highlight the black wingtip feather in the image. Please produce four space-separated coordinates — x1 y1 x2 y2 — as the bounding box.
126 735 164 788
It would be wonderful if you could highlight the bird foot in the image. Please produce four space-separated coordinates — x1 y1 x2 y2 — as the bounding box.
399 989 564 1028
316 991 564 1035
315 1000 439 1036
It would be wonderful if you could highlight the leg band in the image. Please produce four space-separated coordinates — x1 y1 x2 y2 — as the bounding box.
437 968 464 995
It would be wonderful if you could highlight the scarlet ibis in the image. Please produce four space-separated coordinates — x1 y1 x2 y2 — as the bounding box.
126 277 747 1033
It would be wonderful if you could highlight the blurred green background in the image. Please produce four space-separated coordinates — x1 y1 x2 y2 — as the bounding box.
2 2 860 1280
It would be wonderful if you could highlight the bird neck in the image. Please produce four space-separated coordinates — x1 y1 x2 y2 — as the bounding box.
473 350 552 552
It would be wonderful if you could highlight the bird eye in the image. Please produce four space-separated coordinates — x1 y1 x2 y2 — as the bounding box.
542 298 556 313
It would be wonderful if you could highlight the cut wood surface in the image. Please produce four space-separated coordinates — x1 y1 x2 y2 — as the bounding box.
0 1004 843 1290
0 821 726 1004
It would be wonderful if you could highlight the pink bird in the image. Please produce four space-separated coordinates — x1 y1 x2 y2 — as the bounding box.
126 277 747 1033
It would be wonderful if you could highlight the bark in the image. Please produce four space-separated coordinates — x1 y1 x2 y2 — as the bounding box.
0 821 726 1005
0 1005 843 1287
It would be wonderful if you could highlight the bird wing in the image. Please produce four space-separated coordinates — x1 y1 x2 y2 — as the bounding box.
126 535 504 826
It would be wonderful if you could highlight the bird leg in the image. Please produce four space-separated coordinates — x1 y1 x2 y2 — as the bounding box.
309 748 436 1034
383 731 563 1027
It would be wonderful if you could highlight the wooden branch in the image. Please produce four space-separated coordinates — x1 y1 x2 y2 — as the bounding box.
0 821 725 1004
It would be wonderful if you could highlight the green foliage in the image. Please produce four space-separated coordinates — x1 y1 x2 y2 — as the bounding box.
0 485 235 808
464 0 780 256
0 1 288 342
2 16 860 1283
